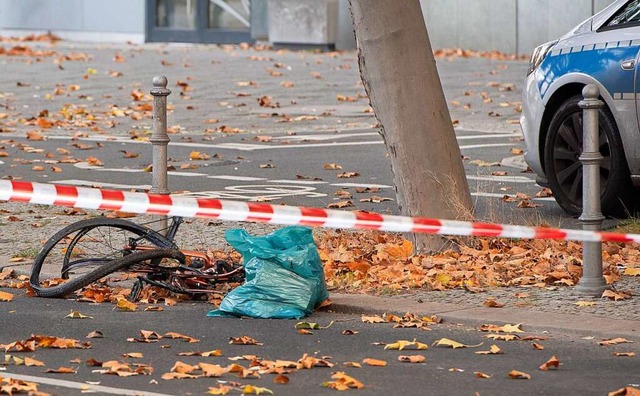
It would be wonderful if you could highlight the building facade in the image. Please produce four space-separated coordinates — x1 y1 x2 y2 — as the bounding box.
0 0 617 54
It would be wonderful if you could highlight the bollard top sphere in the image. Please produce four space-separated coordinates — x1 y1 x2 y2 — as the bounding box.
152 75 168 88
582 84 600 100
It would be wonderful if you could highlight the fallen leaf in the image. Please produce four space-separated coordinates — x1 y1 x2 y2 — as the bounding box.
45 366 77 374
164 332 200 343
0 291 14 302
608 387 640 396
161 372 200 380
177 350 221 357
343 361 362 368
483 299 505 308
475 344 503 355
599 338 634 346
274 374 290 384
623 267 640 276
432 338 483 349
26 130 45 141
575 301 596 307
229 336 262 345
602 290 632 301
65 310 93 319
479 323 524 333
242 385 274 395
539 355 560 371
323 371 364 390
208 385 234 395
362 358 387 367
613 352 635 357
116 299 137 311
327 200 353 209
24 357 45 367
508 370 531 379
170 361 198 374
384 339 428 351
532 342 545 350
122 352 143 359
397 355 426 363
121 150 139 158
475 371 491 379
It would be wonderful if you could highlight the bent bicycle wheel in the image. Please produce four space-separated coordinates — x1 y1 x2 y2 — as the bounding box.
31 249 186 298
30 217 177 297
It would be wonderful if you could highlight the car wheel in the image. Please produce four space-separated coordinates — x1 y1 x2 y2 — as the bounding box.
544 95 635 217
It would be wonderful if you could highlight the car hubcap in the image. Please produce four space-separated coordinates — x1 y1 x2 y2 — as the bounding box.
552 111 611 205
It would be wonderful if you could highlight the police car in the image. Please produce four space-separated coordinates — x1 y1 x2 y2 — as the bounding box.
522 0 640 216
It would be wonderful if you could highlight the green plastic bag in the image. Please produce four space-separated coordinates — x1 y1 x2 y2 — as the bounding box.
207 226 329 319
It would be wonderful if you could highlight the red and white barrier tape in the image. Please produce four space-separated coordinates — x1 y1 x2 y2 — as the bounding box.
1 180 638 243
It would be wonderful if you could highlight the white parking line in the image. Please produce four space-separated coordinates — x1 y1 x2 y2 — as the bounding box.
1 372 174 396
472 191 555 201
467 175 535 183
5 132 521 152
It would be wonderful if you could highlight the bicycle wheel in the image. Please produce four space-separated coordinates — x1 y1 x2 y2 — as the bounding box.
30 217 177 297
31 249 186 298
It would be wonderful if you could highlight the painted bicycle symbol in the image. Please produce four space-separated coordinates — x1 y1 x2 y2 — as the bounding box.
173 184 327 201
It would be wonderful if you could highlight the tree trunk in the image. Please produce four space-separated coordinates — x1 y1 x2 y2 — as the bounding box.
348 0 473 252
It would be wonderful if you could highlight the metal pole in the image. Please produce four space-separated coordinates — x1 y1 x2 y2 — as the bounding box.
150 75 171 234
575 84 609 296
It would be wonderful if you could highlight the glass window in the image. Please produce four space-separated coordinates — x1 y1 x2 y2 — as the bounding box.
156 0 197 29
607 0 640 27
208 0 250 30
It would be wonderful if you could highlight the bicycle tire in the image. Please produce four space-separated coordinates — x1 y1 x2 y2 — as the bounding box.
30 217 177 295
31 249 186 298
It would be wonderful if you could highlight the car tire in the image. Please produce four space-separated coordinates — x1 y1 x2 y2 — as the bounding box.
544 95 635 217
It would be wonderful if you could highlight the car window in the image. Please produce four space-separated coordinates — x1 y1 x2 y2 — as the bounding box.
606 0 640 27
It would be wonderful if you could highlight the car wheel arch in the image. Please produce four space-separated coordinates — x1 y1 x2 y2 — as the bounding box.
539 81 620 170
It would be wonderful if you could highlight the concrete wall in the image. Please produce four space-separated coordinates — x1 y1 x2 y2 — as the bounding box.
0 0 145 42
421 0 617 55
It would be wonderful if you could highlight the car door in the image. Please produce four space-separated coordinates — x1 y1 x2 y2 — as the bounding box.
590 0 640 178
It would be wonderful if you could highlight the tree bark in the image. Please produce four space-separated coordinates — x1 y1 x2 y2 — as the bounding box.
349 0 474 252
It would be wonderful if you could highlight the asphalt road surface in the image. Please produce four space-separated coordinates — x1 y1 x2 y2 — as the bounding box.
1 294 639 396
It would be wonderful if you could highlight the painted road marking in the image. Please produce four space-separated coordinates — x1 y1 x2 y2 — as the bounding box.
1 371 174 396
272 132 522 141
5 132 521 152
467 175 536 183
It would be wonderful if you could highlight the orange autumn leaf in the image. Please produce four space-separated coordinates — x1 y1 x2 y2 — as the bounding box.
273 374 290 384
397 355 426 363
24 357 45 367
170 361 198 374
383 239 414 259
323 371 364 390
539 355 560 371
0 291 14 302
229 336 262 345
116 299 137 311
508 370 531 379
45 366 77 374
362 358 387 367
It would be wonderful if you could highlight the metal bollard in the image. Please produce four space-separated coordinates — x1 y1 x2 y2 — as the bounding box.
150 76 171 234
575 84 609 296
